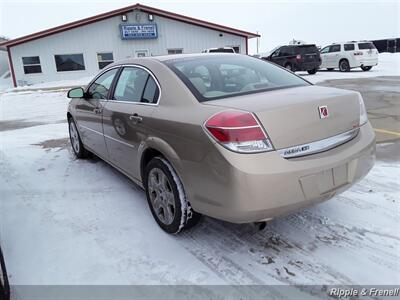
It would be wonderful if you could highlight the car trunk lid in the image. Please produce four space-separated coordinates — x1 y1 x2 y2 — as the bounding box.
202 85 360 149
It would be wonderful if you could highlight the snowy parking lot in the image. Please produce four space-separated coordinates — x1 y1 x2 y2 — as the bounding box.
0 54 399 298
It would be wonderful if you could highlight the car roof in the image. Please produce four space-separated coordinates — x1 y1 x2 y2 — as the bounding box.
331 40 373 45
205 47 234 50
284 44 317 47
112 53 239 65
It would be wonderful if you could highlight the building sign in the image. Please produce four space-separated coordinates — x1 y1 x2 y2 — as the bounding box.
120 24 158 40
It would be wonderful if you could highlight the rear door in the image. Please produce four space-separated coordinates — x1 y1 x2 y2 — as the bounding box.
344 43 356 67
102 66 159 180
74 68 119 158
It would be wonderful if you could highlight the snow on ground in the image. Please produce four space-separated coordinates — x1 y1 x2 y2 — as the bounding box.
0 83 399 295
1 53 399 93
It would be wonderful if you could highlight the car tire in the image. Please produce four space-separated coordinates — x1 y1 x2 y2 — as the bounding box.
68 117 90 159
327 68 334 71
144 157 201 234
284 63 293 71
307 68 318 74
339 59 350 72
0 247 10 300
361 66 372 71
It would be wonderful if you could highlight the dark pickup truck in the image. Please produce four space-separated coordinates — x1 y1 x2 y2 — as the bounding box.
262 44 321 74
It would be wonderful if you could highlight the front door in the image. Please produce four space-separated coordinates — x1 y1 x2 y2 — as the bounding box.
102 66 160 180
320 46 333 68
328 44 341 67
74 68 119 158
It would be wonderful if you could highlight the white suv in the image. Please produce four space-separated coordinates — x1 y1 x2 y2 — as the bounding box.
320 41 378 72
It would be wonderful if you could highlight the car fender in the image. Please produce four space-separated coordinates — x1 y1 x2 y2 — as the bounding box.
138 136 183 179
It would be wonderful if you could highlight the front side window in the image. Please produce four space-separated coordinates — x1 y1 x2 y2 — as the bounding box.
271 48 281 57
22 56 42 74
320 46 329 54
88 68 118 99
97 52 114 69
167 49 183 55
344 44 355 51
55 54 85 71
114 67 155 103
329 45 341 52
358 42 376 50
164 55 308 102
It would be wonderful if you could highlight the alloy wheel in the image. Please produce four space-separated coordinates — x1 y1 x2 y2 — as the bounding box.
340 60 349 72
148 168 176 225
69 121 80 153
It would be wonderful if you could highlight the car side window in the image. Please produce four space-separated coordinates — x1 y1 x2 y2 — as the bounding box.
320 46 329 54
142 76 160 104
330 45 341 52
271 48 280 57
113 67 149 102
87 68 118 99
344 44 355 51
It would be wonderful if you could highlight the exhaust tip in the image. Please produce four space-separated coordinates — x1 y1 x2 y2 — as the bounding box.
254 221 267 231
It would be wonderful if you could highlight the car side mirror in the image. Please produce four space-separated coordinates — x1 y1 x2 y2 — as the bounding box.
67 87 84 98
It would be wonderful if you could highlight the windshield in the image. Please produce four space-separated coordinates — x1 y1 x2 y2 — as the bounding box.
164 55 309 102
358 42 376 50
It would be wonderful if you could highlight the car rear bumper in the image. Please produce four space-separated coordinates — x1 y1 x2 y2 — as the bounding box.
183 122 375 223
354 57 378 67
295 62 321 71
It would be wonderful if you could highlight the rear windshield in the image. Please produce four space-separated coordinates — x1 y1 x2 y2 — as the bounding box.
358 42 376 50
208 48 235 53
296 45 318 54
164 55 309 102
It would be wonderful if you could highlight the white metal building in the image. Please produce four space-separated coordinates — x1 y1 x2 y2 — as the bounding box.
0 3 259 87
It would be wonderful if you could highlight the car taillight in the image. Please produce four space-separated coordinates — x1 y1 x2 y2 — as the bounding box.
204 110 274 153
358 94 368 126
353 51 363 56
296 54 302 60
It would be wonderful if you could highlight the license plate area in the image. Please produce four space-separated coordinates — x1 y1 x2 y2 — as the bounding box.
299 163 350 200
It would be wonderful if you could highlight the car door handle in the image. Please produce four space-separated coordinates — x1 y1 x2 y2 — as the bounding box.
93 108 102 114
129 114 143 123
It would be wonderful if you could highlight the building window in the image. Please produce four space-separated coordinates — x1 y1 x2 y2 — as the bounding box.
97 52 114 69
22 56 42 74
54 54 85 72
167 49 183 55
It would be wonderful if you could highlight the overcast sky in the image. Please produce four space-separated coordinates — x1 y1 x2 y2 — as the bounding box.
0 0 399 54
